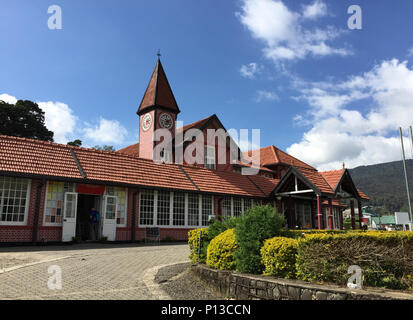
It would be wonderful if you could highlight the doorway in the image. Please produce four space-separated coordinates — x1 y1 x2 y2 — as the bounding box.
76 194 101 241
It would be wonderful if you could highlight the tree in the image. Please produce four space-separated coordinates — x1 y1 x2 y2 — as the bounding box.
93 145 116 152
67 139 82 147
0 100 54 141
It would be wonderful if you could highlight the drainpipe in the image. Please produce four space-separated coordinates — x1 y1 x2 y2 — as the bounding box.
32 179 45 244
131 189 139 242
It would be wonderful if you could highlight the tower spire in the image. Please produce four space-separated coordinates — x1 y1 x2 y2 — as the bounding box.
137 57 180 115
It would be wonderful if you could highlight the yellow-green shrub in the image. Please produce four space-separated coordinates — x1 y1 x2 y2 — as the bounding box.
296 231 413 290
207 228 238 270
188 228 209 263
261 237 298 279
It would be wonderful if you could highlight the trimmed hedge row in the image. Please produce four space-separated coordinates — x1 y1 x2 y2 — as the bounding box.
188 208 413 290
296 231 413 290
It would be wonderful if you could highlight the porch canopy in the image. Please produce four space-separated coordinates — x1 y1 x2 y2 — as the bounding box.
272 166 367 230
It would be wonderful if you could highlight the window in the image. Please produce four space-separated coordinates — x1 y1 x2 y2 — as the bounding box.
159 149 172 164
201 195 213 226
138 190 214 228
295 202 312 229
173 192 185 226
157 191 170 226
244 198 252 212
106 186 128 226
233 198 242 217
188 193 199 226
44 181 75 225
139 190 154 225
223 197 232 219
222 197 252 219
0 177 30 225
205 145 216 170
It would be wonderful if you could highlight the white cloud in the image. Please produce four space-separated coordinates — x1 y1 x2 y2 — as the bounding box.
240 62 262 79
288 59 413 170
37 101 77 143
0 94 77 143
302 0 327 20
237 0 350 62
83 118 128 144
256 90 279 102
0 93 17 104
408 47 413 57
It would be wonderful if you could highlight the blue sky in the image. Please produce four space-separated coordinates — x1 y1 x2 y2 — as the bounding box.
1 0 413 170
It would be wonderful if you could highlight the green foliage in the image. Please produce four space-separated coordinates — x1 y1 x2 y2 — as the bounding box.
261 237 298 279
93 145 116 151
67 139 82 147
188 228 209 263
206 229 238 270
207 216 239 240
234 205 284 274
0 100 54 141
278 229 347 239
350 160 413 213
295 231 413 290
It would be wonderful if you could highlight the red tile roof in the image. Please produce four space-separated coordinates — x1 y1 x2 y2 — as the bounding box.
357 189 370 201
296 167 334 195
243 145 315 170
179 115 215 133
180 164 275 197
320 169 345 191
0 135 82 179
137 59 180 115
0 135 274 198
117 143 139 157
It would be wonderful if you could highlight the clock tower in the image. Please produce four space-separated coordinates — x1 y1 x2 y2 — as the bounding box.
137 58 180 160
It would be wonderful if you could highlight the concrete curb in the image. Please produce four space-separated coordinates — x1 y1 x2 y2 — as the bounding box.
142 261 188 300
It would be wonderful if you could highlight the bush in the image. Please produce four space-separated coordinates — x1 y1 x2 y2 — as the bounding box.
234 205 285 274
206 229 238 270
296 231 413 290
261 237 298 279
207 216 239 240
278 229 347 239
188 228 209 263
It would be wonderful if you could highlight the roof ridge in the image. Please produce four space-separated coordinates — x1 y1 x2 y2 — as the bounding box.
271 145 280 163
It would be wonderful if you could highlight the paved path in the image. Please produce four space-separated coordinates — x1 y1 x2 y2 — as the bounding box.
0 243 189 300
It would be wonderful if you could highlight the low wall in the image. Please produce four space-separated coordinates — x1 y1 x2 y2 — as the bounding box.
192 264 413 300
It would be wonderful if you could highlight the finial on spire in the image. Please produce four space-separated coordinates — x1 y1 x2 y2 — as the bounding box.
157 49 161 60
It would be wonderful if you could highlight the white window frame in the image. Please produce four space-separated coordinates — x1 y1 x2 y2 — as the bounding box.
204 145 216 170
222 197 253 219
0 177 31 226
138 189 215 229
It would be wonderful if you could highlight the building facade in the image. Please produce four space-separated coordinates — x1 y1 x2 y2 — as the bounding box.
0 59 369 243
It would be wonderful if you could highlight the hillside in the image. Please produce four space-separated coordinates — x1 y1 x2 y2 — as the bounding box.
349 160 413 214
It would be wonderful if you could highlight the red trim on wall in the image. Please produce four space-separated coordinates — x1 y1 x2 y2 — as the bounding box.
76 184 105 195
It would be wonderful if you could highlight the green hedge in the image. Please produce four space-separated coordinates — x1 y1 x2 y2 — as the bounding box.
188 228 209 263
296 231 413 290
206 228 238 270
261 237 298 279
234 205 284 274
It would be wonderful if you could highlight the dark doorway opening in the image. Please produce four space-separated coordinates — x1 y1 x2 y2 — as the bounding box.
76 194 101 241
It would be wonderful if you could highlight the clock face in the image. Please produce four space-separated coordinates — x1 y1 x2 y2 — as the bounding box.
142 113 152 131
159 113 173 129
